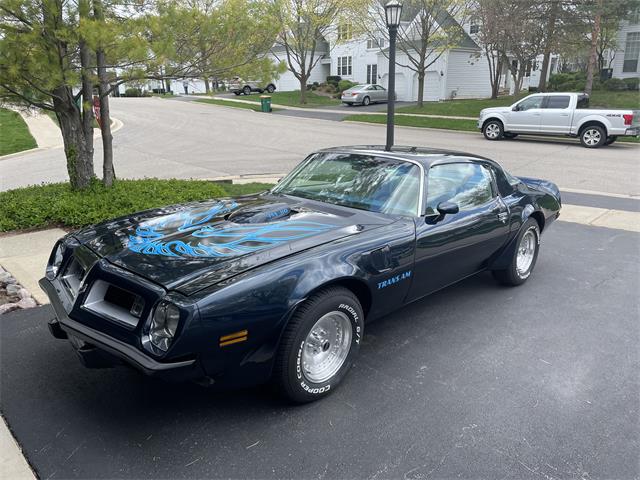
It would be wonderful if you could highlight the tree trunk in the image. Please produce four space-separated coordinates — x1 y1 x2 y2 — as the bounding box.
94 0 115 187
585 1 603 96
538 0 559 92
53 89 95 190
416 71 425 108
491 56 503 99
165 78 172 94
299 75 308 104
204 78 211 93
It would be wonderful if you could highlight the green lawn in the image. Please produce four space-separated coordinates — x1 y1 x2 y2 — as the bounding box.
0 179 273 232
344 114 477 132
0 108 37 156
397 90 640 118
239 90 340 108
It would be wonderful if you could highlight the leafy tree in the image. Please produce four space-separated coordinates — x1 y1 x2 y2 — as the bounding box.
271 0 348 104
362 0 468 107
472 0 510 99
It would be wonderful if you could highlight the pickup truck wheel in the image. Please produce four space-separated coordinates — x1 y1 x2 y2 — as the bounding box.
483 120 503 140
274 287 363 403
605 136 617 145
492 218 540 286
580 125 606 148
243 86 251 96
266 84 275 93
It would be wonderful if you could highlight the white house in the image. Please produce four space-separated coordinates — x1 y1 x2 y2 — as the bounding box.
268 41 331 92
610 18 640 80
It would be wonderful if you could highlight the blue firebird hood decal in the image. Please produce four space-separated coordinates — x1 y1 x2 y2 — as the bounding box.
127 201 334 258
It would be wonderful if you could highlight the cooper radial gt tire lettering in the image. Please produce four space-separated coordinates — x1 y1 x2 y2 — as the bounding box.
274 286 364 403
492 217 540 286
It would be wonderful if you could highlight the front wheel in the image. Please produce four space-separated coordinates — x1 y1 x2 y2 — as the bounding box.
362 96 371 106
266 84 275 93
580 125 606 148
274 287 364 403
483 120 503 141
243 86 251 96
492 218 540 286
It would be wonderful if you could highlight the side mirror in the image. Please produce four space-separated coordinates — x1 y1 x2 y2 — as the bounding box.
512 105 519 111
437 201 459 215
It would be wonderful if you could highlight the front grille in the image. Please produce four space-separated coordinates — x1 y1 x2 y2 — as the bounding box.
82 280 145 329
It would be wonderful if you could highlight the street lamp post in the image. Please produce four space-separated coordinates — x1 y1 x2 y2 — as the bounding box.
384 0 403 151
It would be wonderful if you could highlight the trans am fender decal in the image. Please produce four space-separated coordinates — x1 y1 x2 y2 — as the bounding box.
377 270 411 289
127 201 334 258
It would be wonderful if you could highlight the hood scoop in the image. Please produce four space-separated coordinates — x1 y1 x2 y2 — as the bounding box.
226 203 295 224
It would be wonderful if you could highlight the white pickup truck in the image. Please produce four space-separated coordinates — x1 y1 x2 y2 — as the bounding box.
478 92 639 148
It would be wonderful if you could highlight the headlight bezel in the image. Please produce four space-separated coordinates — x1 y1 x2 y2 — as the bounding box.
144 300 182 354
46 241 65 280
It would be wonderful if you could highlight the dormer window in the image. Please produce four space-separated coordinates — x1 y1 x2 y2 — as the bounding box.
337 23 353 41
470 20 479 34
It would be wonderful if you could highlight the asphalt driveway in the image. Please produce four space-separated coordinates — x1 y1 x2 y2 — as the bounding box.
2 221 638 479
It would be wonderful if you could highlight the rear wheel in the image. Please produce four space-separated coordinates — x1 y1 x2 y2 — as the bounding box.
362 96 371 106
266 84 275 93
483 120 503 141
243 86 251 96
274 287 364 403
492 218 540 286
605 135 618 145
580 125 606 148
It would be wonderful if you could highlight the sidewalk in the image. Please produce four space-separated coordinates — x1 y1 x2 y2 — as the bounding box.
13 107 62 149
0 417 36 479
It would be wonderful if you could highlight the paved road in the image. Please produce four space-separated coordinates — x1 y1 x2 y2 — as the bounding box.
1 97 638 196
1 221 638 479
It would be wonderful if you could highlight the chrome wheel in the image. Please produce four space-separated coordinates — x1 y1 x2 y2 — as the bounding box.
516 228 537 276
582 128 601 146
485 123 501 139
301 311 352 383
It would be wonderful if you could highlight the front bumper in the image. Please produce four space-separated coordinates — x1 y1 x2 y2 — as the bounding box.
40 277 203 382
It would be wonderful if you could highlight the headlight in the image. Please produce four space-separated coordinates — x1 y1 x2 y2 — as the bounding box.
46 242 64 280
149 301 181 352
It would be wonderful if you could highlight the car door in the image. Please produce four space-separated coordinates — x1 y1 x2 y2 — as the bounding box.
540 95 572 134
376 85 389 102
406 161 510 302
506 95 544 132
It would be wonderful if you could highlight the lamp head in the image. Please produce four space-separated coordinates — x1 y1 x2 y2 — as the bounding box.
385 0 403 28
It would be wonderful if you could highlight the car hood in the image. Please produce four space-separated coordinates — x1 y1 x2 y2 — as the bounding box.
480 106 511 115
72 194 392 295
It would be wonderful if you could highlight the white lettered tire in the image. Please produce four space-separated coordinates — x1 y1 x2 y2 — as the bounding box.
274 287 364 403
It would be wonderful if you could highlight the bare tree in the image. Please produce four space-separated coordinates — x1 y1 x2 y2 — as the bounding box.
473 0 510 99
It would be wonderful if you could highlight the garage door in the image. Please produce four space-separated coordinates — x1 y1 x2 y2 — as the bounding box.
413 71 441 101
382 73 408 101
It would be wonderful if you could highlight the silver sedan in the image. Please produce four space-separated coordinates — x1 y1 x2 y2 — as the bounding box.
341 84 390 106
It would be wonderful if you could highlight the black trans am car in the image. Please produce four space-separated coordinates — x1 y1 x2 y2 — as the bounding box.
40 146 561 402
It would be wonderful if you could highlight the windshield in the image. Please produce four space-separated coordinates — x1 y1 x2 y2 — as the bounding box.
272 153 421 216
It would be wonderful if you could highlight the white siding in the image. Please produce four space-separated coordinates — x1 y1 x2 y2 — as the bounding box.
268 53 329 91
444 49 491 99
611 20 640 79
331 38 381 83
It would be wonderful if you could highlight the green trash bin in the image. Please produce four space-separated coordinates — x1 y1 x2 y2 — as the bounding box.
260 95 272 113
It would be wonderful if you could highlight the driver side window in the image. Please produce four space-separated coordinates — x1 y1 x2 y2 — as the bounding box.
515 96 543 111
426 163 494 214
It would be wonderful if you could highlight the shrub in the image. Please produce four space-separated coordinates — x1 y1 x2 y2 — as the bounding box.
123 87 146 97
338 80 357 92
603 78 628 91
313 81 319 87
623 77 639 91
0 179 270 232
326 75 341 86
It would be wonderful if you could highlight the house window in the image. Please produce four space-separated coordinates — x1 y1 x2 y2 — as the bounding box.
337 23 352 41
337 56 352 76
623 32 640 72
469 20 479 34
367 37 386 49
367 64 378 84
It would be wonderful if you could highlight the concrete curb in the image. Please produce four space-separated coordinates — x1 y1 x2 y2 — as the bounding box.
0 416 36 480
